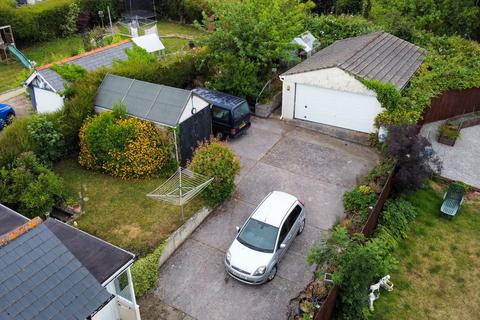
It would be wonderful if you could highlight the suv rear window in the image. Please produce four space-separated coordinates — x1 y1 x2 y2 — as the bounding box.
232 102 249 120
212 106 231 123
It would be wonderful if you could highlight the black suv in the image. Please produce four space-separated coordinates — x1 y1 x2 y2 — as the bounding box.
194 88 251 139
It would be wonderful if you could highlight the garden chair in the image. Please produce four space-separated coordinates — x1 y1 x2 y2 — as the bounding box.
440 183 465 218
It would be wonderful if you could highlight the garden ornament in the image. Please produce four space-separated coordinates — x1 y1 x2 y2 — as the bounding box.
368 275 394 311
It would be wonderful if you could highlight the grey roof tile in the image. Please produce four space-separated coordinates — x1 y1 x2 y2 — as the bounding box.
37 41 132 92
0 224 111 320
282 31 426 90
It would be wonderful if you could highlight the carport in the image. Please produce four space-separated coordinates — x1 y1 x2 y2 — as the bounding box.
95 74 212 165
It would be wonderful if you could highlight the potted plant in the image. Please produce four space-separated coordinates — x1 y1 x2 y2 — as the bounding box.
438 123 460 146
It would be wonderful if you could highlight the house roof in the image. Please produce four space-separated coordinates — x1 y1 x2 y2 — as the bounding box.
30 40 133 92
44 219 135 284
0 223 112 320
282 32 426 90
193 88 246 110
0 205 28 236
95 74 192 127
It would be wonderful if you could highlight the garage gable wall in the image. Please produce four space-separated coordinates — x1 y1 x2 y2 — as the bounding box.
281 67 377 120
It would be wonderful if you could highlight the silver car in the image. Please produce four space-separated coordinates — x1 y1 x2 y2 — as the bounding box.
224 191 305 284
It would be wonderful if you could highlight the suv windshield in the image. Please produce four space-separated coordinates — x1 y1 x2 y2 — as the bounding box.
232 102 250 120
237 219 278 253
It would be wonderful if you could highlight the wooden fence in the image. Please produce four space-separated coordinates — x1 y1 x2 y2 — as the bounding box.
420 88 480 124
362 168 396 237
314 169 396 320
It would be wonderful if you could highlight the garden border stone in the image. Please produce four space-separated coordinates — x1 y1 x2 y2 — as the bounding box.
157 206 213 268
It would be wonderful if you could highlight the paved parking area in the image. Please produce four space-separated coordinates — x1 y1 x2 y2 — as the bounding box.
421 121 480 189
0 87 31 119
139 117 378 320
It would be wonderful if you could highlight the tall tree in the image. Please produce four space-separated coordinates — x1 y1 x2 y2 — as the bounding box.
201 0 313 101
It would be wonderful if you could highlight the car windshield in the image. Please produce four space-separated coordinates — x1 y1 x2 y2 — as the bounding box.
232 102 250 120
237 219 278 253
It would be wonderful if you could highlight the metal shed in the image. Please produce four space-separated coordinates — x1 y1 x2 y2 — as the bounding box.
95 74 212 165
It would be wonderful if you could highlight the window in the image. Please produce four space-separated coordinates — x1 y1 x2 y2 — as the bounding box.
277 222 290 249
290 205 302 225
212 106 231 123
113 270 132 302
232 102 250 120
237 219 279 253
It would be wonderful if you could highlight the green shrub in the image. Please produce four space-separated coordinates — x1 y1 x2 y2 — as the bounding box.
26 115 64 164
155 0 210 23
131 242 165 298
51 63 87 83
79 105 174 178
379 198 417 240
0 0 80 43
112 49 201 88
343 185 378 220
0 118 35 168
59 69 106 152
306 14 381 48
362 79 401 111
189 139 240 208
307 226 394 319
0 152 64 218
365 159 395 189
438 123 460 139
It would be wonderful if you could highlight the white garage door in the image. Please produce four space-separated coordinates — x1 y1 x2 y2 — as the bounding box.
294 84 382 133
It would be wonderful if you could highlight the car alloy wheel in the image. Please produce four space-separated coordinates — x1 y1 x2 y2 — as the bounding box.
268 266 277 281
297 219 305 235
6 113 15 125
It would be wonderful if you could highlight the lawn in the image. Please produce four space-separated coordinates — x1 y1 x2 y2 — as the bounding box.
54 159 203 257
370 182 480 320
0 35 84 93
156 20 202 37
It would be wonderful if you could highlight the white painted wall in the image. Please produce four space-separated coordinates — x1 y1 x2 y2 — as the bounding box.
178 95 210 123
294 84 382 133
91 298 119 320
280 67 377 120
33 87 64 113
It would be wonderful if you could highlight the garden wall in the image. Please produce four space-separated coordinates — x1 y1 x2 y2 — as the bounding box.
420 88 480 124
314 168 396 320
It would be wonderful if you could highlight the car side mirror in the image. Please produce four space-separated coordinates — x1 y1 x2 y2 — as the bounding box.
236 226 240 233
280 243 286 249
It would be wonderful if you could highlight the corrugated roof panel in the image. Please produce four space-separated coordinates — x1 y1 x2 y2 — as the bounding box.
96 74 193 127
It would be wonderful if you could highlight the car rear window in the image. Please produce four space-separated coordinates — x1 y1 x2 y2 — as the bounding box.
232 102 250 120
237 219 278 253
212 106 231 123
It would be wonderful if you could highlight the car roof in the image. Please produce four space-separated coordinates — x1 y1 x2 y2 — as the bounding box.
193 88 246 110
251 191 298 228
0 104 12 110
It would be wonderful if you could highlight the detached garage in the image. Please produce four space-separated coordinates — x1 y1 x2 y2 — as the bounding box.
280 32 425 138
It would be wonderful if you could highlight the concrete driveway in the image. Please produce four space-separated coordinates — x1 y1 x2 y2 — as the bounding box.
139 117 378 320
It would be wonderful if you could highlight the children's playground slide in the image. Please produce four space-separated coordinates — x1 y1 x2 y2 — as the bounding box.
7 44 33 69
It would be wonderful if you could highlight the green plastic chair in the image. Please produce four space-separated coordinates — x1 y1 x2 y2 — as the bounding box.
440 183 465 218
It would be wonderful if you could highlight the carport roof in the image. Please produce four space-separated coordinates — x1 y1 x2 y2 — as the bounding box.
95 74 192 127
282 32 426 90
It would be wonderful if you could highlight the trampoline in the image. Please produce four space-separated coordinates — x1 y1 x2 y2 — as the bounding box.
124 0 156 20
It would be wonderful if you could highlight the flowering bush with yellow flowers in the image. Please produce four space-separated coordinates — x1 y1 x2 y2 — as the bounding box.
79 106 175 179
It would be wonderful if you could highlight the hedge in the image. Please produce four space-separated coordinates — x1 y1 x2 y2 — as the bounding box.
131 242 165 298
0 0 122 43
0 0 79 43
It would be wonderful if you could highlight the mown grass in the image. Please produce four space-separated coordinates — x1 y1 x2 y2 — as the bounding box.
54 158 203 257
369 181 480 320
0 35 84 93
156 20 202 37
